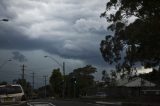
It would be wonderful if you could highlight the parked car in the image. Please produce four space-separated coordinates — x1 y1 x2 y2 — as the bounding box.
0 84 27 106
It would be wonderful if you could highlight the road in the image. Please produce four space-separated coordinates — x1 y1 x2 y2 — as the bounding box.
52 100 103 106
0 99 120 106
27 99 107 106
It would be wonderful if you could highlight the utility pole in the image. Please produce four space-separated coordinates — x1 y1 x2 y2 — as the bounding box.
32 72 35 89
20 64 26 93
63 62 65 77
43 76 47 98
62 62 65 98
44 56 66 98
31 72 35 99
21 64 26 80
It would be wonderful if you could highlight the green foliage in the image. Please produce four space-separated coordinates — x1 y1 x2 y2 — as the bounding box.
16 79 32 97
68 65 96 96
49 68 63 97
100 0 160 78
37 85 52 98
102 70 117 86
102 70 110 85
65 75 78 98
0 81 7 85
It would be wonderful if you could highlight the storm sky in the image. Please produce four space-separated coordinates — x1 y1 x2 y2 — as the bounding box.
0 0 114 87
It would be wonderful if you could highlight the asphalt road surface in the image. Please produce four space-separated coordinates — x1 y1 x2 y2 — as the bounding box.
28 99 106 106
52 100 103 106
0 99 119 106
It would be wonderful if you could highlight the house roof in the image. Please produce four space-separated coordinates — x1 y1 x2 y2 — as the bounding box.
117 77 156 87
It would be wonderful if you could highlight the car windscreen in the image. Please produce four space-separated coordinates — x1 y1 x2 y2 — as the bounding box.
0 86 22 95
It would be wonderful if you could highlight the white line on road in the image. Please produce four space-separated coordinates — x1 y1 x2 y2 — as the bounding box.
27 102 56 106
96 101 122 105
87 102 105 106
49 103 55 106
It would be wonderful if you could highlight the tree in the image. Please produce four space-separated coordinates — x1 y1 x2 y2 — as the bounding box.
102 70 111 86
100 0 160 78
65 74 78 98
102 70 117 86
69 65 96 96
0 81 7 85
37 85 52 98
16 79 32 97
49 68 63 97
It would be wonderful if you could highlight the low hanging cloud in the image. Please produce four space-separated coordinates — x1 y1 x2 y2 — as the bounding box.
12 51 27 62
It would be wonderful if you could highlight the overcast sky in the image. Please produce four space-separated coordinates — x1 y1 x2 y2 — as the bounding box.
0 0 152 88
0 0 114 87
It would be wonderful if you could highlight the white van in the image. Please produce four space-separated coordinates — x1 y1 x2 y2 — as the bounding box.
0 84 27 105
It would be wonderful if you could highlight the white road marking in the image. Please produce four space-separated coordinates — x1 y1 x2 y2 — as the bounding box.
96 101 122 105
87 102 105 106
27 102 56 106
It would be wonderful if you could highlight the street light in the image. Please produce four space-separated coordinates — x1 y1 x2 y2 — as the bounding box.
44 56 63 68
44 55 65 75
0 18 9 22
0 59 12 70
44 55 66 98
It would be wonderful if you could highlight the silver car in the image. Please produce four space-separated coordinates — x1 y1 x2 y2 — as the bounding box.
0 84 27 106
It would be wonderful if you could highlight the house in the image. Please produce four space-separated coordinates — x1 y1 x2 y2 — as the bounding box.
106 77 158 97
117 77 156 87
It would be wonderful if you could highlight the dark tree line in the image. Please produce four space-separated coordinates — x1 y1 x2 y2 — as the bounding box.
49 65 96 98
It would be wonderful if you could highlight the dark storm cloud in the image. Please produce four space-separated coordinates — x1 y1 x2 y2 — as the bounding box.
0 1 15 19
0 0 109 68
12 51 27 62
0 23 108 66
0 24 49 50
